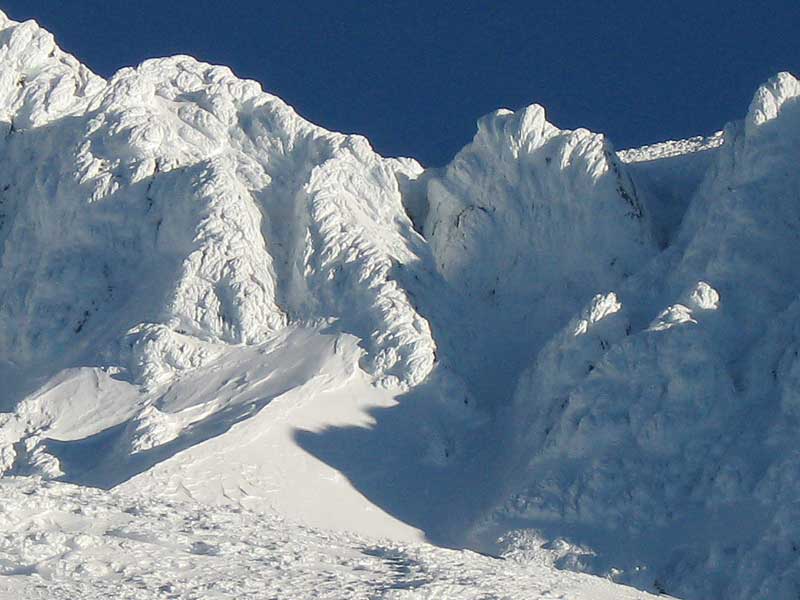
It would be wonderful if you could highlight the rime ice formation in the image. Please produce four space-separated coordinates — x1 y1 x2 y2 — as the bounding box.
1 8 800 600
490 72 800 600
0 12 434 392
418 104 656 403
424 104 654 302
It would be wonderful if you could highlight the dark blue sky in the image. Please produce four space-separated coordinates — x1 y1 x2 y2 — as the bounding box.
2 1 798 166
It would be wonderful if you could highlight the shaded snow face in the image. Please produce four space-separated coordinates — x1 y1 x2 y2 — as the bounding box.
424 105 654 330
414 104 657 404
424 104 654 305
496 72 800 600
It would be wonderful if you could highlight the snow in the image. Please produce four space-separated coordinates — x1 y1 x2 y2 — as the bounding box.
418 103 656 407
0 14 435 391
618 134 722 248
617 132 723 164
0 478 663 600
1 7 799 600
488 71 800 599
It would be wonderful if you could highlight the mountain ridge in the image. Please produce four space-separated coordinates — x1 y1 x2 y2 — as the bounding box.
0 9 799 599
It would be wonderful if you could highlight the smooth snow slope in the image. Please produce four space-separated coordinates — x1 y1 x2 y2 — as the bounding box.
1 7 799 600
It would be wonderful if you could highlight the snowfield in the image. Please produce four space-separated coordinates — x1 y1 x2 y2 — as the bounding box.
0 8 799 599
0 478 664 600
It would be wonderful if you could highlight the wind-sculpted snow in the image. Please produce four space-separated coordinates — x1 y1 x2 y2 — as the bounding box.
0 16 102 129
2 7 800 600
0 12 434 390
617 132 723 163
424 104 654 310
491 72 800 599
413 103 656 409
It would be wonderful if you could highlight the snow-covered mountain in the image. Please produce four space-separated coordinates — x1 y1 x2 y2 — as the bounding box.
0 9 798 599
488 73 800 600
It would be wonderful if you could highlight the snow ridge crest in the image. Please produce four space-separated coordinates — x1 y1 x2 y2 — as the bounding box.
0 12 434 388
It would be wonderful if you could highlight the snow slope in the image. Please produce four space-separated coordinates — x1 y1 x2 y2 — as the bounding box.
419 104 656 404
0 478 663 600
1 7 800 600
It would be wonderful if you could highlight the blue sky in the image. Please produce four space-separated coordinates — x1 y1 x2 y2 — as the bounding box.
3 1 799 165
